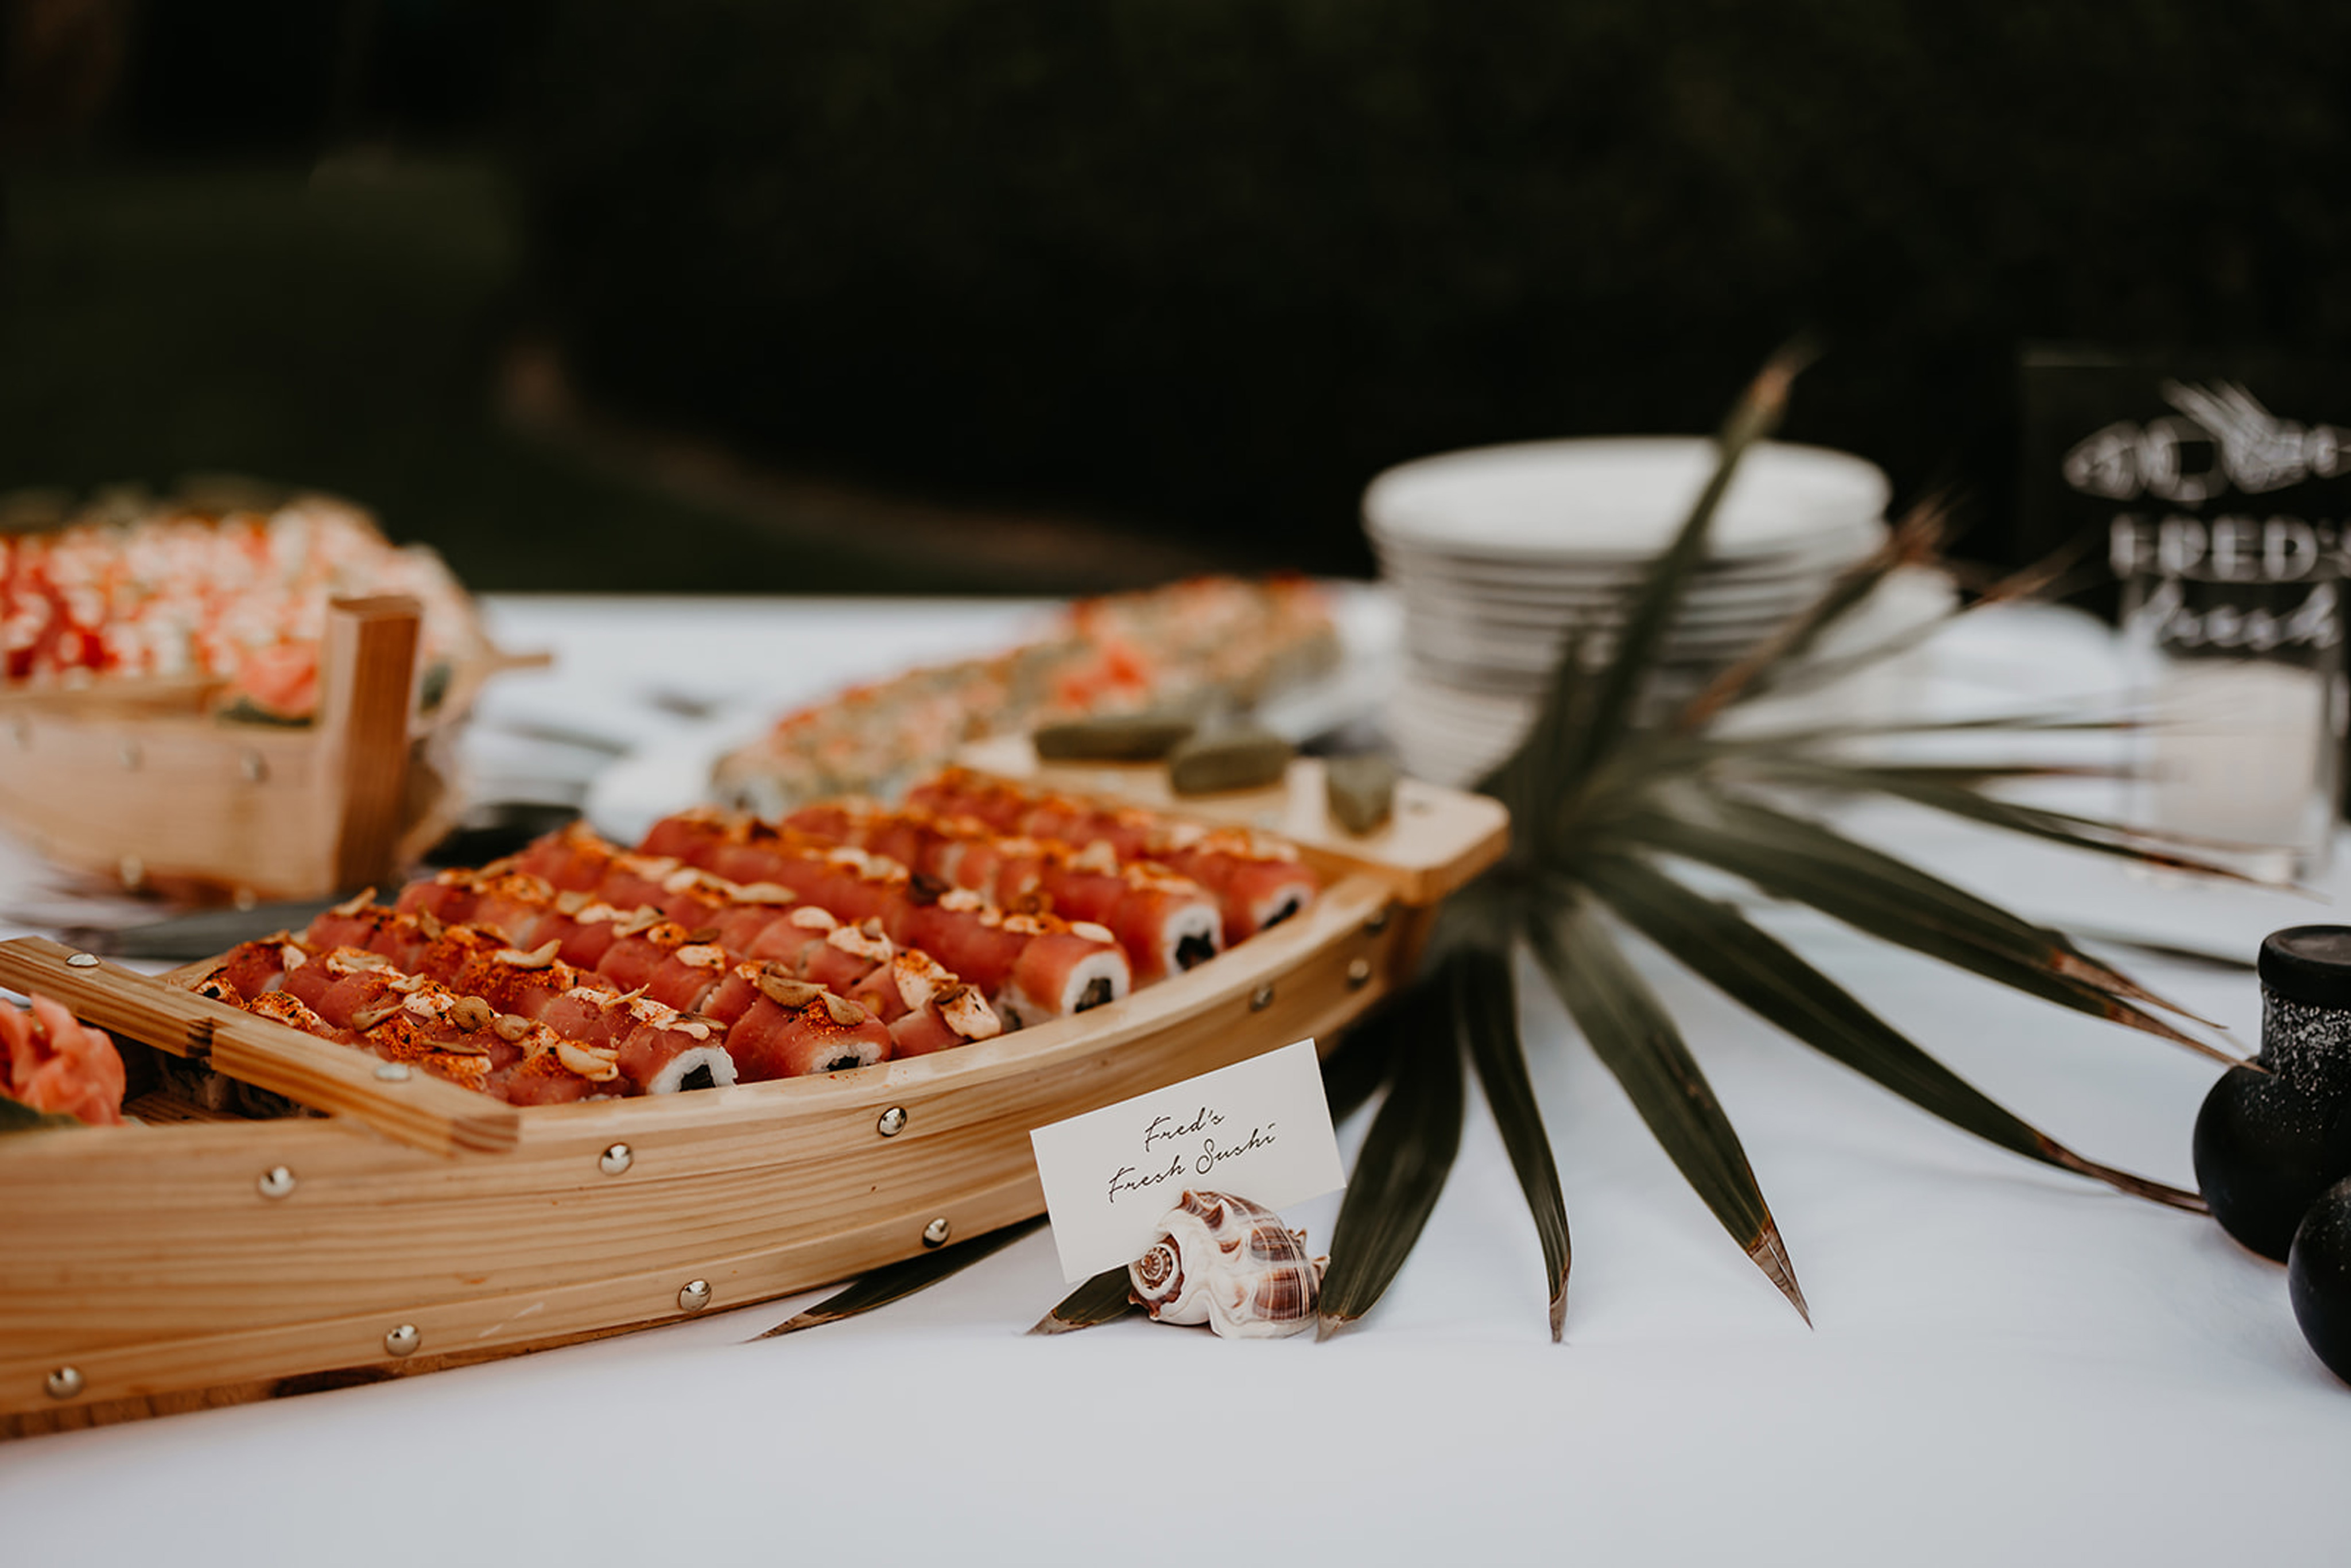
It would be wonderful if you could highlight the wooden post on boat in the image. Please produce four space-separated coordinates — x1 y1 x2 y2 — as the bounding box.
315 596 422 894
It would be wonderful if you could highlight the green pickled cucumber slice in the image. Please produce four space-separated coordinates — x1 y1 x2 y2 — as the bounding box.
1324 754 1399 834
1168 727 1293 795
1032 712 1198 762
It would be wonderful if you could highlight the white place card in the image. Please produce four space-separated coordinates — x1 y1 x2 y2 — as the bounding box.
1029 1038 1345 1283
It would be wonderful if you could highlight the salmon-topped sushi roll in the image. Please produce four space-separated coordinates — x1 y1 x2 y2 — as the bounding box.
722 976 893 1080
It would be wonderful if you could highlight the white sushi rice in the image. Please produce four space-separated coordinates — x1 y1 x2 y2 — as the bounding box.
1159 903 1224 974
1248 886 1313 933
997 948 1131 1028
1052 949 1130 1016
645 1045 739 1094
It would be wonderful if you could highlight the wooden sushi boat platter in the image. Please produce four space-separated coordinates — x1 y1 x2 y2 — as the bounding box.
0 741 1507 1437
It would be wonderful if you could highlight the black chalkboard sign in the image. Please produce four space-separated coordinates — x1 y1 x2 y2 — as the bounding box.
2019 349 2351 619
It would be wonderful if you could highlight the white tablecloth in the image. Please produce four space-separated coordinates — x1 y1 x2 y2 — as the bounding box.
3 594 2345 1566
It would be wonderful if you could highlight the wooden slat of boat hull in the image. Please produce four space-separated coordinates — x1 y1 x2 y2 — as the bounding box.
0 1167 1052 1424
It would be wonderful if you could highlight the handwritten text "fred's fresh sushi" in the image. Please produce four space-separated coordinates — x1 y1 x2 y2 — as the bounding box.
1106 1106 1279 1202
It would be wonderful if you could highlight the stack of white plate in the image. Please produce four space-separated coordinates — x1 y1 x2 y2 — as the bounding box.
1364 437 1894 784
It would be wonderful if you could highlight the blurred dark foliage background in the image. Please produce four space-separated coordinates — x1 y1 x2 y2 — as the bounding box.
3 0 2346 591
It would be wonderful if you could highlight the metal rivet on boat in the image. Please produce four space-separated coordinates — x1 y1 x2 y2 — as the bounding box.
118 855 144 890
257 1165 296 1200
66 952 99 969
118 739 141 771
383 1324 420 1357
44 1366 82 1400
677 1279 713 1313
240 748 268 784
374 1062 412 1082
599 1142 633 1175
1364 905 1391 935
922 1217 952 1248
876 1106 908 1138
1250 983 1275 1012
1347 958 1373 989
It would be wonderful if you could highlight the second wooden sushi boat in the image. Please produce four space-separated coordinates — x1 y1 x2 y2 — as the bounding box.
1 494 542 905
0 750 1507 1435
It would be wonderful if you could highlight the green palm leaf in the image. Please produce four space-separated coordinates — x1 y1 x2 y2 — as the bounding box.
1702 785 2229 1029
1479 628 1593 860
1676 789 2158 976
1691 711 2140 760
1577 852 2203 1210
1319 976 1465 1337
992 347 2228 1352
750 1217 1045 1339
1794 762 2124 789
1676 789 2201 1012
1694 529 2108 722
1321 989 1410 1124
1322 351 2217 1340
1029 1266 1138 1336
1524 895 1809 1321
1728 752 2287 886
1675 497 1949 732
1616 798 2236 1059
1452 940 1573 1340
1565 348 1804 785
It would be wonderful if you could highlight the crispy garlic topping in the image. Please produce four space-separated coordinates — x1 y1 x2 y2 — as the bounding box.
755 971 824 1010
554 1041 622 1082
